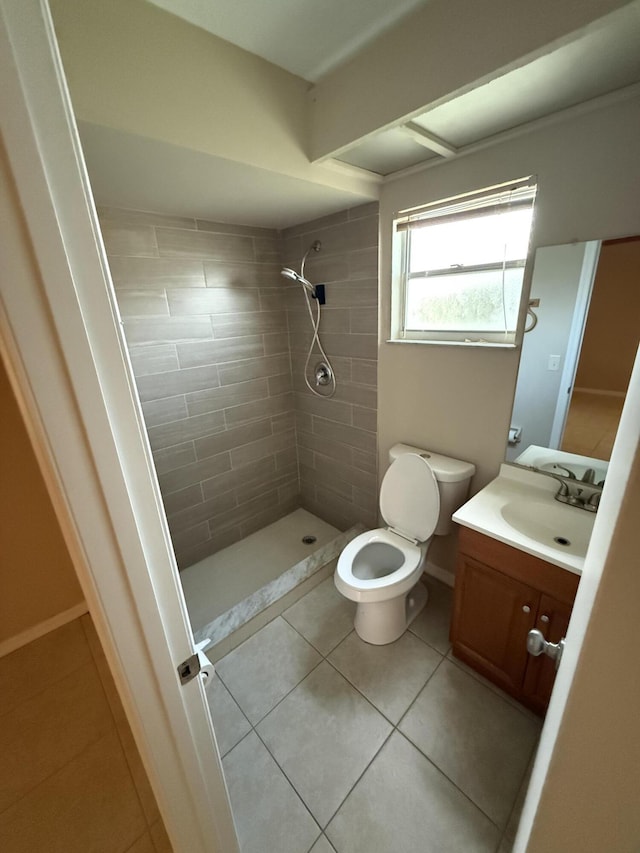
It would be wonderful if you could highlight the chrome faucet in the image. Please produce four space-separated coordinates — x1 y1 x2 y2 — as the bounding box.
517 464 603 513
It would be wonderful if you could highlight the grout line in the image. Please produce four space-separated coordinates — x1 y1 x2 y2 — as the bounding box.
251 725 323 834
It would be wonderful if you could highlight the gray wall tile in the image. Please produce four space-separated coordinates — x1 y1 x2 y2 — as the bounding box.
211 311 286 339
204 261 268 288
158 451 232 494
218 353 291 386
194 419 273 462
106 203 379 565
129 344 178 377
135 365 220 403
351 359 378 386
152 442 197 475
148 410 226 451
168 288 260 316
352 406 377 433
162 483 204 516
177 337 264 369
100 222 158 257
156 228 254 261
230 429 295 468
224 393 293 429
123 317 213 345
186 379 269 417
99 206 195 230
196 220 273 238
117 290 169 318
109 257 206 289
141 396 188 428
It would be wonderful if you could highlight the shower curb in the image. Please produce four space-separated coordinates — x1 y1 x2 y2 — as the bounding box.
195 525 364 649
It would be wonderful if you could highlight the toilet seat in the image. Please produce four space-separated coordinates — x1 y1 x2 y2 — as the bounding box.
380 453 440 541
335 528 426 603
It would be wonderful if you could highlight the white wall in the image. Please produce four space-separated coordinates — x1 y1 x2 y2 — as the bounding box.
378 94 640 573
506 243 586 461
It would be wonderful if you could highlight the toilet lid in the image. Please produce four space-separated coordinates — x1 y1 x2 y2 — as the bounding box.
379 453 440 541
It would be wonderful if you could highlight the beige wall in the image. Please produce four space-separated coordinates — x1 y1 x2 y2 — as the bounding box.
574 237 640 393
378 95 640 574
0 357 84 644
49 0 370 199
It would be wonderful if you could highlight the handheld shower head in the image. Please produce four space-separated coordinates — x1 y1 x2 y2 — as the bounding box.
280 267 315 294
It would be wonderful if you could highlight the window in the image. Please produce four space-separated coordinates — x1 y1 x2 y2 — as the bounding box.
391 177 537 346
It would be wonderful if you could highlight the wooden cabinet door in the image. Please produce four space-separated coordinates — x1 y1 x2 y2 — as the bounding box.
522 594 573 714
452 555 538 693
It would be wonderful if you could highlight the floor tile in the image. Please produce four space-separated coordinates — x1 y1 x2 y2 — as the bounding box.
205 674 251 756
502 752 535 844
149 820 173 853
257 661 392 827
309 836 336 853
0 730 146 853
398 659 540 827
125 833 156 853
216 617 322 724
0 619 91 716
328 630 442 723
283 576 355 655
446 649 541 723
223 731 320 853
325 731 500 853
0 661 113 813
408 576 453 654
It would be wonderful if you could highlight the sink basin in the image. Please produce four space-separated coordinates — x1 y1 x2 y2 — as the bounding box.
452 463 597 573
500 499 592 559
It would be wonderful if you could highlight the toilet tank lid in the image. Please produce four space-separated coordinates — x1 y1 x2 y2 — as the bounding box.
388 443 476 483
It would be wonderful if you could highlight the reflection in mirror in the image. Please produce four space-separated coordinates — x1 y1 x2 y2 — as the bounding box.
506 235 640 482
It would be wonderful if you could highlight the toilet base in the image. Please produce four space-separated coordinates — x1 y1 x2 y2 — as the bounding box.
354 581 429 645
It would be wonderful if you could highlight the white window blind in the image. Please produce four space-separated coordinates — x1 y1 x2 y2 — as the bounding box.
392 177 537 346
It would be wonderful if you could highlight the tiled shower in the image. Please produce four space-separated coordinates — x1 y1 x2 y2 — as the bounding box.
100 202 379 570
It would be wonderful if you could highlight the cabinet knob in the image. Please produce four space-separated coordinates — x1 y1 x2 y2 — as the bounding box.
540 614 550 623
522 605 531 614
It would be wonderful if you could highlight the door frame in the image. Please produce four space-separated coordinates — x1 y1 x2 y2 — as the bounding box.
0 1 238 850
548 240 600 448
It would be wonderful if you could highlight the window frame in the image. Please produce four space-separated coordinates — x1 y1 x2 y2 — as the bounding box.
390 177 537 348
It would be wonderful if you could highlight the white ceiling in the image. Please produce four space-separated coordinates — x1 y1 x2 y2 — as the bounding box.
145 0 431 82
79 122 368 229
336 3 640 175
77 0 640 227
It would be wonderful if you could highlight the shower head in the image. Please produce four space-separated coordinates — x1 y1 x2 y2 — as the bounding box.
280 267 315 293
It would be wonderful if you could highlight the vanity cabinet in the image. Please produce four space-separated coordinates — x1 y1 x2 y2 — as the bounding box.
451 527 579 715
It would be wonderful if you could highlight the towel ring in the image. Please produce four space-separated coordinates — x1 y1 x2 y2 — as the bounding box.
524 303 539 333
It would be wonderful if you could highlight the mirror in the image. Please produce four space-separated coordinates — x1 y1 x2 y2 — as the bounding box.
506 235 640 481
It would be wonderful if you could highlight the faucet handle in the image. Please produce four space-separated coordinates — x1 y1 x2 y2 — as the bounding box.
586 491 601 511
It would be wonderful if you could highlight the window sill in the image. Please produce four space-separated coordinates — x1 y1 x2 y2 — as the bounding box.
386 338 519 349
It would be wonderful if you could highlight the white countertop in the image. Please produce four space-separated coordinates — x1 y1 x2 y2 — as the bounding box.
452 464 595 575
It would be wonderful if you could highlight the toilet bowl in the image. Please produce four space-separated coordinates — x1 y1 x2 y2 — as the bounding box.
335 444 475 645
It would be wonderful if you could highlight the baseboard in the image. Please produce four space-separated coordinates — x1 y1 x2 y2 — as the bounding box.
424 560 455 588
0 601 89 659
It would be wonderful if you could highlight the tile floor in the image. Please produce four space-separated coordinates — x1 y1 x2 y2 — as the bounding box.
206 575 540 853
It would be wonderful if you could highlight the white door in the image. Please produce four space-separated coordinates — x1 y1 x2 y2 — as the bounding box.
0 1 238 851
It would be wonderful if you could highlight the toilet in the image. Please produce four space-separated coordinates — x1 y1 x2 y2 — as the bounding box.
335 443 475 645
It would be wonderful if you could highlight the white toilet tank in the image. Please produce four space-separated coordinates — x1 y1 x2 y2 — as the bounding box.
388 444 476 536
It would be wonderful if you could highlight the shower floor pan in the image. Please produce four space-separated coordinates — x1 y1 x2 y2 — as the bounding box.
181 508 361 650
